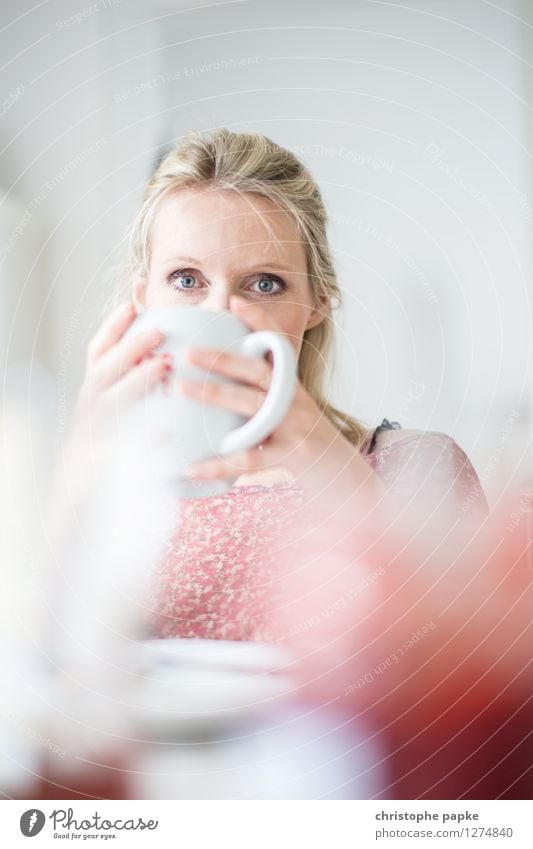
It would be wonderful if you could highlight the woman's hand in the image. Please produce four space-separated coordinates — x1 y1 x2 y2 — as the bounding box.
72 300 172 440
46 301 173 552
178 295 385 506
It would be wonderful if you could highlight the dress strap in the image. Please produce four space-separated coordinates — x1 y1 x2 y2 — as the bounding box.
367 417 402 454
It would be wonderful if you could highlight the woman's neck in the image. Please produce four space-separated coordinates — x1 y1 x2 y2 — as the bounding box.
231 467 295 488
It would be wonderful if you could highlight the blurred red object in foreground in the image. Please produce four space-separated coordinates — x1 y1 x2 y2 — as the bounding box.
269 485 532 799
32 751 131 800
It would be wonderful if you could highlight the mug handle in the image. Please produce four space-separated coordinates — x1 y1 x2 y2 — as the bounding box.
217 331 297 456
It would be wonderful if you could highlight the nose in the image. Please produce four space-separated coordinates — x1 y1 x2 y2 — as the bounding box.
198 284 232 313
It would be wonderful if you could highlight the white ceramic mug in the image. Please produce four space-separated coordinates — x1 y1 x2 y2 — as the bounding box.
122 306 297 498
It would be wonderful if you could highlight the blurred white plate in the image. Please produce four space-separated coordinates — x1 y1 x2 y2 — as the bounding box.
128 638 296 739
138 637 292 673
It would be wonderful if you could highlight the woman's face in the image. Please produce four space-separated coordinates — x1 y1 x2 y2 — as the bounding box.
133 187 327 357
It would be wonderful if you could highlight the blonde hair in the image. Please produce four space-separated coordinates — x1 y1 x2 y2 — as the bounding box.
108 128 372 451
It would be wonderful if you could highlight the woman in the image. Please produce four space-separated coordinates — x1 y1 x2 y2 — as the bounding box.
72 127 488 642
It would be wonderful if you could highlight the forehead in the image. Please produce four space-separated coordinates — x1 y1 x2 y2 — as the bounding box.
149 187 306 267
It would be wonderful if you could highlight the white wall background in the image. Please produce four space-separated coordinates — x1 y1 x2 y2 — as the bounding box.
1 0 532 504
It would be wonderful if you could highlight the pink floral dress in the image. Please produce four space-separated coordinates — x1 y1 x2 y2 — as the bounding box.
145 420 489 642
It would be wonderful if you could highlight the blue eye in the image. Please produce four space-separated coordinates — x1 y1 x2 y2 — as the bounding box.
255 278 275 293
166 269 287 297
248 275 286 297
168 270 198 291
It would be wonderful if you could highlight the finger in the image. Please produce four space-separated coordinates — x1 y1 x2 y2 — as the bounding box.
184 445 267 481
73 355 171 444
92 328 167 392
185 347 273 390
104 353 172 407
178 377 266 418
87 301 137 363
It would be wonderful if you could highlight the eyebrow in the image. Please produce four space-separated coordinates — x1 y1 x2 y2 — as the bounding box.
161 256 293 272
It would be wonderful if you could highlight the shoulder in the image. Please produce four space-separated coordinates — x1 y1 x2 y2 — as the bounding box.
365 427 489 518
370 426 423 452
370 426 466 458
368 426 477 471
